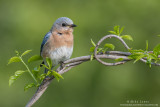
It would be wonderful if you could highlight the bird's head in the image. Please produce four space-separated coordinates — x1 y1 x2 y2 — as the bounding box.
51 17 77 33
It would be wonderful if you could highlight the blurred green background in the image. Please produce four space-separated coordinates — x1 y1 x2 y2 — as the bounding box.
1 0 160 107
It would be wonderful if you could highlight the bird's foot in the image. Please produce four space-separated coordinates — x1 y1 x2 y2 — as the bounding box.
60 61 65 70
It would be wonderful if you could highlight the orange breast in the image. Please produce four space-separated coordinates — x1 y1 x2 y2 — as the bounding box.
41 29 74 58
49 30 74 50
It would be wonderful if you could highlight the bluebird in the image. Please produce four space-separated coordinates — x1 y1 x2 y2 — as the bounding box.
40 17 77 70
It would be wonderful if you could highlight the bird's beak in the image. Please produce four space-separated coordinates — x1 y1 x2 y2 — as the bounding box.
70 24 77 27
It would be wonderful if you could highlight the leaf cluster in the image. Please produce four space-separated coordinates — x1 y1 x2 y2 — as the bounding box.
40 58 63 82
89 39 115 61
129 41 160 67
8 50 63 91
89 25 133 61
109 25 133 41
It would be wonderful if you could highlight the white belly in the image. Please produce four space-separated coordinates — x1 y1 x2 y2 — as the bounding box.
49 46 73 66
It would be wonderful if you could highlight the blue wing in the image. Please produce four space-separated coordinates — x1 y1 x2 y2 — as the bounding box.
40 31 51 54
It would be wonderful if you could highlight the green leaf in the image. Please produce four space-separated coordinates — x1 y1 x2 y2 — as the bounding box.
36 83 40 87
134 54 146 63
114 25 120 35
146 57 152 68
129 49 145 53
34 66 40 71
104 43 115 50
120 26 124 34
40 74 46 81
128 54 140 59
91 39 96 47
15 70 26 76
46 57 52 69
28 55 43 63
115 58 124 62
153 44 160 57
9 70 26 86
46 70 52 76
114 26 118 31
8 56 21 65
90 54 94 61
90 47 95 52
41 64 49 69
21 50 32 57
32 67 40 78
146 40 148 51
108 31 117 35
24 83 36 91
97 48 103 53
157 35 160 37
9 76 16 86
120 35 133 41
15 50 19 56
148 53 157 60
52 71 64 82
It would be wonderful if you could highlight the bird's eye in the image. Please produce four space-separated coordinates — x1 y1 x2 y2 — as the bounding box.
62 23 66 27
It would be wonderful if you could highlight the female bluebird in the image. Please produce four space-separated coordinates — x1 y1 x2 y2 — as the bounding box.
40 17 76 69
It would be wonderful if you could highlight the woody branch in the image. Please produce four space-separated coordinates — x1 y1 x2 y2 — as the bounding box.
25 35 160 107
